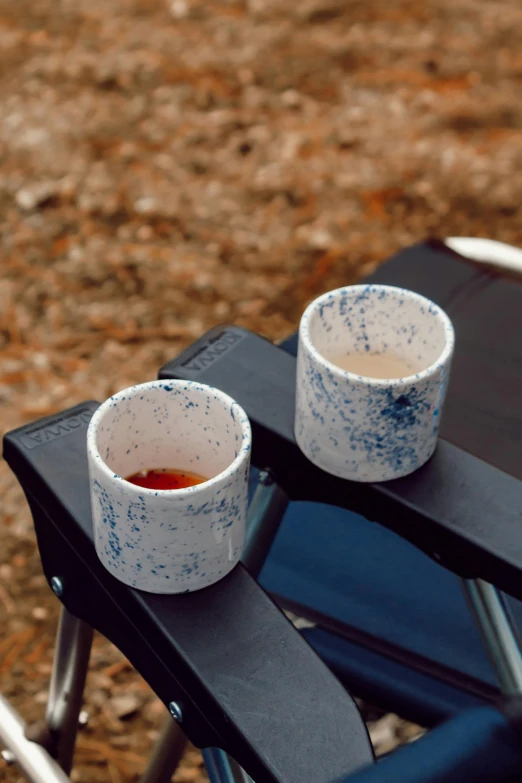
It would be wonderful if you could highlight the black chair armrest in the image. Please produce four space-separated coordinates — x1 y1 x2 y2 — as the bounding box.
160 327 522 600
3 406 373 783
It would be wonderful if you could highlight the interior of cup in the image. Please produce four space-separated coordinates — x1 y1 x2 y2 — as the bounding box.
307 285 451 375
93 382 246 485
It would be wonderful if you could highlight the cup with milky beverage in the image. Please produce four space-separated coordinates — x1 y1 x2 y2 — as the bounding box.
87 380 251 593
295 284 455 482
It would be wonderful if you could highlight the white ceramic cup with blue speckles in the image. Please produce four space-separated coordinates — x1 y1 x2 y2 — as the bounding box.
295 284 455 482
87 380 251 593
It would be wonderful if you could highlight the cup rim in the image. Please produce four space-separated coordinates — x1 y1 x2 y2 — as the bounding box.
87 379 252 497
300 284 455 387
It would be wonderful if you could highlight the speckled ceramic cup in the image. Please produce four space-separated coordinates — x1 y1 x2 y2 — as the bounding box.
295 284 455 482
87 380 251 593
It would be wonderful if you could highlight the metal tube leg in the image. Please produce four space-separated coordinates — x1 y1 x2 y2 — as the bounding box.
242 471 289 579
461 578 522 695
139 717 188 783
45 607 93 773
203 748 254 783
227 754 254 783
0 694 72 783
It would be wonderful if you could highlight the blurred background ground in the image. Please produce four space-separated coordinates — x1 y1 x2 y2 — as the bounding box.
1 0 522 779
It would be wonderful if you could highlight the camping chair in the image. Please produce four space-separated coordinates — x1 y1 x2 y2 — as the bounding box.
2 238 522 783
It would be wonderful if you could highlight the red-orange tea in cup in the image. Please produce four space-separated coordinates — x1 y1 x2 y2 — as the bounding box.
125 468 208 491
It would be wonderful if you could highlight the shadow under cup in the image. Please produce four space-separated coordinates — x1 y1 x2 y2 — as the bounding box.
87 380 251 594
295 284 455 482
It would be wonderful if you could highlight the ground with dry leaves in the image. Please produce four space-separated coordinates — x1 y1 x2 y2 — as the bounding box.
1 0 522 780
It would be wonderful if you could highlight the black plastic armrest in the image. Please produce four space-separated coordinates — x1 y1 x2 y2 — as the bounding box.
159 326 522 601
3 405 373 783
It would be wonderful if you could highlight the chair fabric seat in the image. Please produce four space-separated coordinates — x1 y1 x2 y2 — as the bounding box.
338 706 522 783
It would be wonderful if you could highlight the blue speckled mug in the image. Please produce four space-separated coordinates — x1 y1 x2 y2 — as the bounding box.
87 380 251 593
295 284 455 482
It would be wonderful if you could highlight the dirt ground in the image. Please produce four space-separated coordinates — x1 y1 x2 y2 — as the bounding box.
1 0 522 780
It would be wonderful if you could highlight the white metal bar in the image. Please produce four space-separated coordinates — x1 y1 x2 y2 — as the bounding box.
45 607 93 773
462 578 522 695
444 237 522 276
0 693 71 783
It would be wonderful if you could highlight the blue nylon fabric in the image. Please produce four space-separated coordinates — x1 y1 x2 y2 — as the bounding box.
258 499 495 687
301 627 482 727
337 707 522 783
